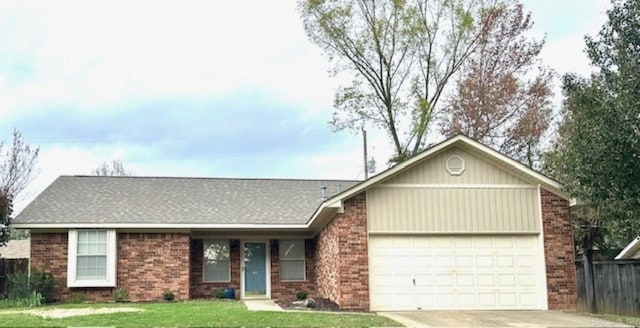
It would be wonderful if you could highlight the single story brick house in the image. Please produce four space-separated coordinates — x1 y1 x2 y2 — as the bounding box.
13 135 576 311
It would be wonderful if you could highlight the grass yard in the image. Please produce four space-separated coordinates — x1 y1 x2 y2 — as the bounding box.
0 299 401 327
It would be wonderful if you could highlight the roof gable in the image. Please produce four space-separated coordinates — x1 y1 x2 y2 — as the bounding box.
306 135 568 233
385 146 530 186
323 135 567 207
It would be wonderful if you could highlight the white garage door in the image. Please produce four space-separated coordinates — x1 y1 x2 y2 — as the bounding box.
369 235 545 311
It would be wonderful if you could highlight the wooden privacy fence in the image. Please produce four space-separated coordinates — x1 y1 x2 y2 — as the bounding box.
0 258 29 297
576 260 640 316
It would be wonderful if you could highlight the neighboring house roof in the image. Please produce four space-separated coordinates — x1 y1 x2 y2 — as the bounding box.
13 176 357 227
0 239 30 259
615 236 640 260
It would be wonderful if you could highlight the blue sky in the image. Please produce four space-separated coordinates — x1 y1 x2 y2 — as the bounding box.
0 0 610 212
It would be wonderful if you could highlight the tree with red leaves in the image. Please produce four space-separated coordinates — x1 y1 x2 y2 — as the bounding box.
442 2 552 168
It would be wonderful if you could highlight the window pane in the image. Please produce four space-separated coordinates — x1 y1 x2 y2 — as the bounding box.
78 231 87 243
96 243 107 254
77 255 107 279
77 230 107 256
77 243 88 254
88 243 97 254
204 260 230 282
280 260 305 281
280 240 304 259
97 231 107 243
204 241 230 261
203 240 230 282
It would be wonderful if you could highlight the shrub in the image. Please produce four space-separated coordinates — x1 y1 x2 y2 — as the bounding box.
214 289 226 299
163 290 175 301
6 272 30 299
67 292 88 304
16 291 43 308
29 270 54 303
6 270 53 303
296 290 308 300
0 291 43 308
112 288 129 303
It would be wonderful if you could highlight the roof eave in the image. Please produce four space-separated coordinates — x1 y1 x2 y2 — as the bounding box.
615 236 640 260
11 223 310 230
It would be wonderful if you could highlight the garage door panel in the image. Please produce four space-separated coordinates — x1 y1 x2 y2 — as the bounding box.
369 235 544 311
478 293 497 306
499 293 517 306
520 293 539 306
414 274 433 286
517 255 536 267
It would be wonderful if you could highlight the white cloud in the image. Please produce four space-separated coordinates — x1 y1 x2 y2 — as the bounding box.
0 0 336 119
1 0 618 213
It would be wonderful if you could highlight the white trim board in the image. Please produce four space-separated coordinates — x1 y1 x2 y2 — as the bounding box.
377 183 537 189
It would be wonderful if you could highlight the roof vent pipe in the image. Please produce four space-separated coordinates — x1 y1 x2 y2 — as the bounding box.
320 185 327 201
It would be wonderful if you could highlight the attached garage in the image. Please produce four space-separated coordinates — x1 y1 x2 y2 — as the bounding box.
365 145 551 311
369 235 546 310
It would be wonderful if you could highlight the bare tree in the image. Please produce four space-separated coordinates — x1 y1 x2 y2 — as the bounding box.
93 159 133 176
300 0 501 163
0 129 39 246
0 130 40 198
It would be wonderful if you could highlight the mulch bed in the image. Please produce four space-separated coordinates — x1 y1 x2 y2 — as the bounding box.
276 298 341 312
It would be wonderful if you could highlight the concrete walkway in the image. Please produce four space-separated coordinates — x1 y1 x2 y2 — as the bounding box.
243 300 284 312
379 311 630 328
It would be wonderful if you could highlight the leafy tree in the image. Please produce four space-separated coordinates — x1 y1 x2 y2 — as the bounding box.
442 3 552 168
0 129 39 246
300 0 502 163
545 0 640 253
92 159 133 176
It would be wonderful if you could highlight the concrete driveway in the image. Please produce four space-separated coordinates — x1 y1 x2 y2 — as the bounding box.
379 311 630 327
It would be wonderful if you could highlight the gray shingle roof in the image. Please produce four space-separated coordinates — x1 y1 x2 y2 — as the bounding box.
14 176 359 225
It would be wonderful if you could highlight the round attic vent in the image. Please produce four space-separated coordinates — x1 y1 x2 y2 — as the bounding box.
446 155 465 176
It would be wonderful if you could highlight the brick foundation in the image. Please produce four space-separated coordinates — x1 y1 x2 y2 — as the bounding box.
314 193 369 311
30 232 191 302
270 239 316 300
541 188 577 310
189 239 240 299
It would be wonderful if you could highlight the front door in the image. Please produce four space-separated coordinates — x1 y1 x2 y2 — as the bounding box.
242 242 268 298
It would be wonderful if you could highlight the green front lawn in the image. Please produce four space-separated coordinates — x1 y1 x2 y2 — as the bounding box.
0 300 401 327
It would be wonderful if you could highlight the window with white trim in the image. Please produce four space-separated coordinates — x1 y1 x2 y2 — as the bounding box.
203 240 230 282
67 229 117 287
279 240 305 281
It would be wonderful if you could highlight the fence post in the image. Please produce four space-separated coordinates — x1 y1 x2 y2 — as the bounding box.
0 259 4 297
582 248 597 313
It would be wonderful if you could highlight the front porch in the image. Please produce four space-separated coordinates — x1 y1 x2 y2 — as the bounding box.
189 238 316 301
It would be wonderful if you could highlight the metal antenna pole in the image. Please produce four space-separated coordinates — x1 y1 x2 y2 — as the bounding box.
362 125 368 180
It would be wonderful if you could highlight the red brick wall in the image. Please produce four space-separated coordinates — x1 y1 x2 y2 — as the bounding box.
314 193 369 311
30 232 191 302
190 239 240 298
541 188 577 310
270 239 316 300
118 233 191 301
315 217 340 304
